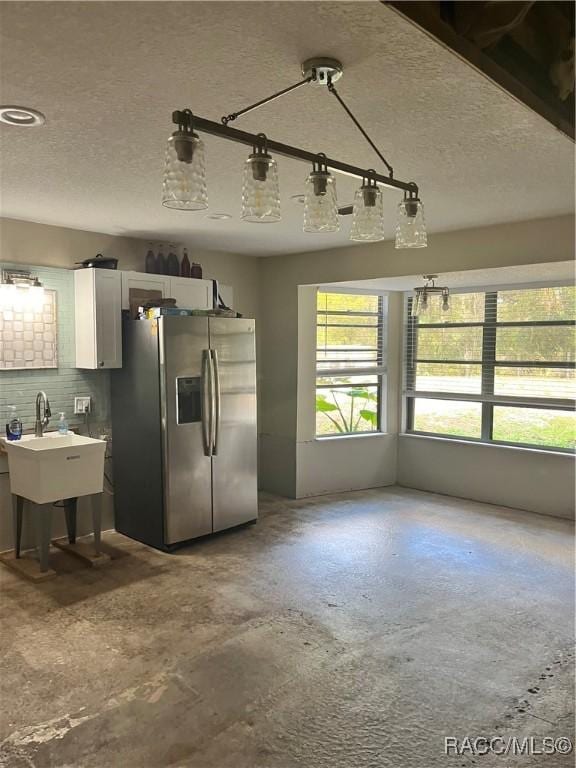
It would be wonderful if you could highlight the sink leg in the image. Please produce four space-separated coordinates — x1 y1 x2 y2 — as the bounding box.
92 494 102 555
64 498 77 544
12 495 23 559
36 505 52 573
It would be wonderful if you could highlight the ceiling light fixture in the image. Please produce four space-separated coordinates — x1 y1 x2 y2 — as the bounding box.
303 153 339 233
161 57 427 246
395 190 427 248
350 171 385 242
0 105 46 127
161 108 207 210
206 213 232 220
241 133 281 223
411 275 449 318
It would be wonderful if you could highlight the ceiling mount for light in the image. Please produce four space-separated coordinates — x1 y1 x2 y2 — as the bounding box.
161 56 427 247
0 105 45 126
301 57 343 86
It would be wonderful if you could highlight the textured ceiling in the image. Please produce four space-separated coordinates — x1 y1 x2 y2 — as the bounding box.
0 1 574 256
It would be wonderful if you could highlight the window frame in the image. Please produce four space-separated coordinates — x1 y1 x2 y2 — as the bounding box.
404 285 576 454
316 289 387 438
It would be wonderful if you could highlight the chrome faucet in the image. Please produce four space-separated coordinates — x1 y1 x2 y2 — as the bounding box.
35 391 52 437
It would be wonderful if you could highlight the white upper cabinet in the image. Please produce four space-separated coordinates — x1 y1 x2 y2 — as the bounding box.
75 269 122 369
76 270 233 370
168 276 213 310
120 272 171 310
121 271 214 311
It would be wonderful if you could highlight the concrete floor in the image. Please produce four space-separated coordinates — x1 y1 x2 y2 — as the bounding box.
0 486 574 768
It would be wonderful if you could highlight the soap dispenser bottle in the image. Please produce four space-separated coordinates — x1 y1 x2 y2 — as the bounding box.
58 412 68 435
5 406 22 441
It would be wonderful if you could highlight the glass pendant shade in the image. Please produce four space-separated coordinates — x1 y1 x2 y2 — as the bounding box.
303 169 339 233
395 197 427 248
162 133 207 210
350 182 384 242
241 153 280 223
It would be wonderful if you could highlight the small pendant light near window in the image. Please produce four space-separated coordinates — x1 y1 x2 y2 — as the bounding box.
241 134 280 223
350 172 384 242
303 154 339 233
411 275 449 318
162 110 208 211
395 188 427 248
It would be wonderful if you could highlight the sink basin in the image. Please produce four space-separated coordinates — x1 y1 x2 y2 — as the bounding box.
3 432 106 504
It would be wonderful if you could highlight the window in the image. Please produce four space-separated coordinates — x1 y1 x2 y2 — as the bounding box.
316 291 386 436
405 286 575 451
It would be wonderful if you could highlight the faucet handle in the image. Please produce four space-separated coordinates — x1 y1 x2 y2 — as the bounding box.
45 400 51 419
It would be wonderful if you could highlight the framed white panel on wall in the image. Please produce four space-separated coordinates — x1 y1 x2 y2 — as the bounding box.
0 287 58 370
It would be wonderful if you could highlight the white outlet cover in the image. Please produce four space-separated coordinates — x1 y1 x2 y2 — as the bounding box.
74 396 91 414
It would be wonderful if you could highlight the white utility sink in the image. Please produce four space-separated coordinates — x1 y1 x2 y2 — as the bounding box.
3 432 106 504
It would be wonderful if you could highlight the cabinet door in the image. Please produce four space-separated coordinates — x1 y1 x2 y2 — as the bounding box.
169 277 212 310
121 272 170 310
94 270 122 368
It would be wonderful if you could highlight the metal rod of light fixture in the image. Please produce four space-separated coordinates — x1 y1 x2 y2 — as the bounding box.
221 75 314 125
192 114 418 194
327 81 394 177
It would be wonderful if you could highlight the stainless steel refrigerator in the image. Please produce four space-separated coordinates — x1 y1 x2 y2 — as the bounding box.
111 316 257 550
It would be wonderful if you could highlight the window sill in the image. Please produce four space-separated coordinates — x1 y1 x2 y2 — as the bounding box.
400 432 575 457
315 432 391 442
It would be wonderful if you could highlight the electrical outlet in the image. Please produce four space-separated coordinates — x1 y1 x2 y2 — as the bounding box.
74 396 91 415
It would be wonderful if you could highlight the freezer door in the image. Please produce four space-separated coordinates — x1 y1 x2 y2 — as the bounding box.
160 316 213 544
209 318 258 531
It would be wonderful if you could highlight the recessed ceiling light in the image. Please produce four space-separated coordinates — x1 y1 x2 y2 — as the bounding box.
205 213 232 220
0 105 46 127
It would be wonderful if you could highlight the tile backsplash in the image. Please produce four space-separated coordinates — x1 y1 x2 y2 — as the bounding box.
0 263 111 434
0 288 58 369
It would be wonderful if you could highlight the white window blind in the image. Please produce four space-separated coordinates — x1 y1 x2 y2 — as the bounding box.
316 291 386 436
405 286 575 451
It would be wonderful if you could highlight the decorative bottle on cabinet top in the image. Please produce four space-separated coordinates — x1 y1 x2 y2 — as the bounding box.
181 248 191 277
145 246 157 274
167 245 180 276
158 245 168 275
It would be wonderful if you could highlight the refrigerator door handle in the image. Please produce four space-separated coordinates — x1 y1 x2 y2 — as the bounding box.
201 349 213 457
211 349 221 455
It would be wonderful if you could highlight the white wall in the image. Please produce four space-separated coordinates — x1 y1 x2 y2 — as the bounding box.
294 286 402 497
259 214 575 514
398 435 575 519
297 435 398 498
